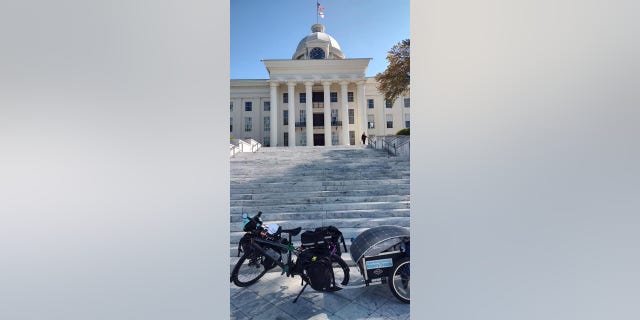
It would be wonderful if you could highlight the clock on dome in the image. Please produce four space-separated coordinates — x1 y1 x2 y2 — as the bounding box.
309 47 326 59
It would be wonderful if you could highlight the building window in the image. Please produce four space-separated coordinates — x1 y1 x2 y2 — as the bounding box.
330 92 338 102
348 109 354 124
386 114 393 128
404 114 410 128
283 110 288 125
299 110 306 123
312 91 323 102
300 133 306 146
283 93 288 103
264 116 270 132
367 99 374 109
368 115 375 129
264 101 270 111
404 98 410 108
332 132 339 146
386 100 393 108
284 132 288 146
349 131 355 145
244 117 252 131
331 109 338 124
313 113 324 126
299 93 306 103
230 101 233 112
245 101 252 112
263 136 270 147
348 92 354 102
230 117 233 132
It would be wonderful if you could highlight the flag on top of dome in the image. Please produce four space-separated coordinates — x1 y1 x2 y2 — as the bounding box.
317 1 325 19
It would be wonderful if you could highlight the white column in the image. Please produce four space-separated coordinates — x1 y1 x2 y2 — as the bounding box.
287 81 296 147
322 81 332 146
340 81 350 145
357 80 367 140
305 81 314 146
269 81 278 147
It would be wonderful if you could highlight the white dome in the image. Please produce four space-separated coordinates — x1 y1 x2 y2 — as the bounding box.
292 24 345 60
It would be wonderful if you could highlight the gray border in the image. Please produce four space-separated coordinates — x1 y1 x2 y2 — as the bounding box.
413 0 640 319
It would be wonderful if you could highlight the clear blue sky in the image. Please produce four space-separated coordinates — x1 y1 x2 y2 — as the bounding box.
231 0 409 79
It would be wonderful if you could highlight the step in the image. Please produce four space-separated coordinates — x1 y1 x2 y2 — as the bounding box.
231 184 409 194
231 175 410 184
229 209 410 222
231 162 408 170
230 173 411 180
230 201 410 214
230 194 410 207
231 189 410 200
231 179 410 189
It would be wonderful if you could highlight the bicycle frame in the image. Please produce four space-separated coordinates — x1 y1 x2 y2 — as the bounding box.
246 233 297 273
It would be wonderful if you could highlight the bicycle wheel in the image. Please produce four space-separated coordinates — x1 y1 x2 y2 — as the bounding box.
331 255 350 286
388 257 410 304
231 250 268 287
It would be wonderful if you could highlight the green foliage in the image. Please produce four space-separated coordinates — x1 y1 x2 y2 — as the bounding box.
375 39 410 104
396 128 410 136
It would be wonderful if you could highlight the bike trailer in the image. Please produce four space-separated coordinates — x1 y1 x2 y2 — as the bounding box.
349 225 410 284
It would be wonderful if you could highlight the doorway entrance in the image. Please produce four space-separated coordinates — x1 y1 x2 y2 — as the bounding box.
313 134 325 146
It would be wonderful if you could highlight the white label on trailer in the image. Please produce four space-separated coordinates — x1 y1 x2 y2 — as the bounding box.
366 258 393 269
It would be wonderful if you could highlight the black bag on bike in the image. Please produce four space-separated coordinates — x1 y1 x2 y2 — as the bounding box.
301 225 347 255
261 247 280 270
296 249 341 292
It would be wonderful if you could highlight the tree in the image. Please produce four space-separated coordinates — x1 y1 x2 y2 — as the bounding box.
375 39 410 103
396 128 410 136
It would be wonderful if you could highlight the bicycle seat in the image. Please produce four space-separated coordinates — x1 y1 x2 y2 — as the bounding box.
280 227 302 236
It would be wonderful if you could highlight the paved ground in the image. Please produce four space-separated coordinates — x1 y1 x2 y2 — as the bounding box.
230 267 410 320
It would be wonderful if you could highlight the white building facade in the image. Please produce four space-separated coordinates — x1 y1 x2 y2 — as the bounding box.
230 24 409 147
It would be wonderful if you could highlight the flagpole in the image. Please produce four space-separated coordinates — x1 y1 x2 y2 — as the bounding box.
316 0 319 24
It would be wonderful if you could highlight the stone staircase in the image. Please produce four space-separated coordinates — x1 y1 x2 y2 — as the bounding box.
230 145 410 271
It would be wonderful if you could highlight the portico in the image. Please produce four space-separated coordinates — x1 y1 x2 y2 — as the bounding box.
264 76 368 147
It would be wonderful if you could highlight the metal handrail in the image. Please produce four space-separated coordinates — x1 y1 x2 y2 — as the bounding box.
368 135 410 156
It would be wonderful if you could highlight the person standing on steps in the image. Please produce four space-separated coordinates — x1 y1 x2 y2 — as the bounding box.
361 132 367 145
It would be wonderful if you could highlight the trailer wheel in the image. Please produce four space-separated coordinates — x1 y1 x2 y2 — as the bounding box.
388 257 410 304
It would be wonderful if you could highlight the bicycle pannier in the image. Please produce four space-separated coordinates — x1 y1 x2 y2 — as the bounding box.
300 225 347 255
297 249 341 292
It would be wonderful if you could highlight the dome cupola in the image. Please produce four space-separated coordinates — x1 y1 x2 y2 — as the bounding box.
292 24 345 60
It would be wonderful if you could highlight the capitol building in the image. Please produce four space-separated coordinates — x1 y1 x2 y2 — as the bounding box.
230 23 410 147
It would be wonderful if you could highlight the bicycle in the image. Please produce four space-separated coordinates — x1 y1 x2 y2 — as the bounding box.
230 212 350 302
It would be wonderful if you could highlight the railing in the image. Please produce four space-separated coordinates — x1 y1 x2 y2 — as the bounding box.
297 120 343 127
247 139 262 152
368 135 410 157
230 144 240 157
230 138 262 157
